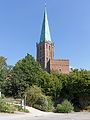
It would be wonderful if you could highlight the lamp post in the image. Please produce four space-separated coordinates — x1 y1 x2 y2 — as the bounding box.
21 94 27 110
0 87 1 98
24 95 26 110
0 91 1 98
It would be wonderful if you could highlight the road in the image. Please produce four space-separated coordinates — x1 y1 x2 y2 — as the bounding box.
0 112 90 120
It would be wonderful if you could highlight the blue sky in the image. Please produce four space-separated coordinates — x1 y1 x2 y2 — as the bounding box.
0 0 90 70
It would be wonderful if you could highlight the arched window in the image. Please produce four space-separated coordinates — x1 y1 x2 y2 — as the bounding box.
59 69 61 72
49 46 50 50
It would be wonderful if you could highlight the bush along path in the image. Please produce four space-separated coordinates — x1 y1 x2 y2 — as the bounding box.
0 98 29 113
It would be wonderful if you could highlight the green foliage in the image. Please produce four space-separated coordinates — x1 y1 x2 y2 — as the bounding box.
47 96 54 111
0 56 7 89
8 54 62 102
56 100 74 113
0 98 15 113
0 94 5 99
0 98 29 113
33 95 48 111
0 55 90 112
39 72 62 102
26 85 43 106
26 85 54 111
10 54 43 97
0 56 13 96
56 69 90 110
15 105 29 113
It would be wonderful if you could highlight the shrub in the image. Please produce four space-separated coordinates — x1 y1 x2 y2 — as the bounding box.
47 96 54 112
26 85 43 106
1 94 5 99
26 86 54 111
0 98 29 113
34 94 48 111
15 105 29 113
0 98 15 113
56 100 74 113
33 95 54 112
84 106 90 112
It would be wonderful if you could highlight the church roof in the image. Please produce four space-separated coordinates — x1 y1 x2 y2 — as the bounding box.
40 7 52 43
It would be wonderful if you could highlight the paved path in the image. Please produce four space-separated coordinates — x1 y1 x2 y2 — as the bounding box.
0 107 90 120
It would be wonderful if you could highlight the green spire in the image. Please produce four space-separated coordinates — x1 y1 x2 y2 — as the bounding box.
40 7 52 43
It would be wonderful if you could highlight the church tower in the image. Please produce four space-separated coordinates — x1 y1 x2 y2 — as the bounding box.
37 5 69 74
36 7 54 71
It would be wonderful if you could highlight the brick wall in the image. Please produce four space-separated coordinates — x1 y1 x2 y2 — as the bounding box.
50 59 69 74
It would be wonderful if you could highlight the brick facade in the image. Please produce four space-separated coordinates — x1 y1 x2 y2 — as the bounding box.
37 41 54 71
49 59 69 74
36 41 69 74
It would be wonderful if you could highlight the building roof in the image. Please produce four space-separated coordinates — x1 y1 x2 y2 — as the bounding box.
40 7 52 43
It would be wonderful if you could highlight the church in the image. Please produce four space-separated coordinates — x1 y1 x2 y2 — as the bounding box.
36 7 69 74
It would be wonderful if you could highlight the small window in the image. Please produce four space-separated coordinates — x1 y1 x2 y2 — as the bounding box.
49 46 50 50
40 46 42 50
40 51 42 57
59 69 61 72
42 57 44 61
40 59 41 62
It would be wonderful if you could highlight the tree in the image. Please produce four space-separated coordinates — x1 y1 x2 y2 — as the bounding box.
57 69 90 110
10 54 43 97
39 72 62 103
0 57 8 92
26 85 54 111
0 56 7 85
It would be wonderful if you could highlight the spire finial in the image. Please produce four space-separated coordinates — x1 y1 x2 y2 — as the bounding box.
45 0 46 8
